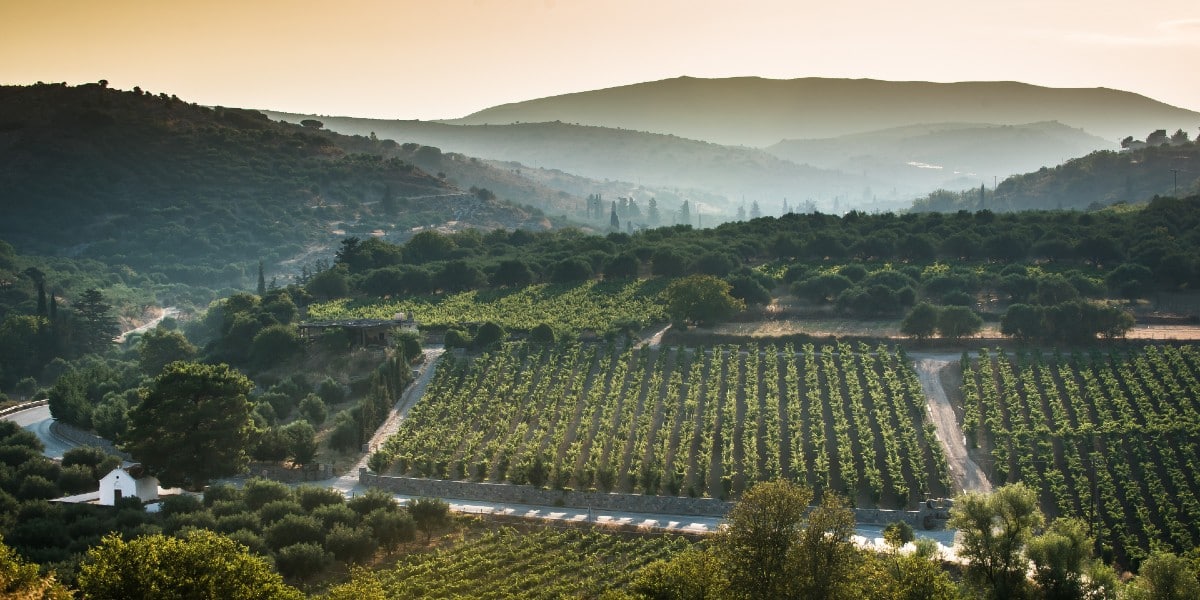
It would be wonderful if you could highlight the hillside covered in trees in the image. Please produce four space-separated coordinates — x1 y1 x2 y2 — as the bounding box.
0 83 556 290
912 131 1200 212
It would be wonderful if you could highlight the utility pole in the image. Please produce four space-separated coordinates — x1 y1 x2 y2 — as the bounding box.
1172 169 1179 197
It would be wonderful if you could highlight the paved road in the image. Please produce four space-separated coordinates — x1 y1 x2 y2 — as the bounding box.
911 354 992 495
3 404 74 459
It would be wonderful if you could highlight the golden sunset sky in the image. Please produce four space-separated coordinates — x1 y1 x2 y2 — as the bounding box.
2 0 1198 120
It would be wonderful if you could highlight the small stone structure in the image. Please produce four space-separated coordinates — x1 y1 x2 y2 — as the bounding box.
99 465 159 506
298 314 416 347
360 471 952 528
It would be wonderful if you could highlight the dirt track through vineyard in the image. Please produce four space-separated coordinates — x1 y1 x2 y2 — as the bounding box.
912 355 992 494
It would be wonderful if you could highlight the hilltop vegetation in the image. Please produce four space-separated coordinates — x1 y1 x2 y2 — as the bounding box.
0 83 550 291
913 132 1200 212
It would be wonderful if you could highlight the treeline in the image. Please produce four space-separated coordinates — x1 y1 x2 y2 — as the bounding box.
305 196 1200 323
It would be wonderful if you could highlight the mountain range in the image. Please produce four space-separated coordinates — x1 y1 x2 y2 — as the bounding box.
273 77 1198 216
450 76 1200 147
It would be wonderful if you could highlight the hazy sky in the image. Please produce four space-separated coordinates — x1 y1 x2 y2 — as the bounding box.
2 0 1198 120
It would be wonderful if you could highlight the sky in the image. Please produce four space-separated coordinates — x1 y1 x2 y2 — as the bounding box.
2 0 1198 120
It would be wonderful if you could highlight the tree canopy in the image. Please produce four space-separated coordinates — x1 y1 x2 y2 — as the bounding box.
77 530 304 600
122 361 257 489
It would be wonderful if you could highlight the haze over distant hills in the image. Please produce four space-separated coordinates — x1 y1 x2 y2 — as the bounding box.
270 76 1199 218
767 121 1115 193
449 76 1200 148
262 113 865 216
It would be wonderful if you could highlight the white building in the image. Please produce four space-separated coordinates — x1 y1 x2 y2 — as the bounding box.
98 465 159 506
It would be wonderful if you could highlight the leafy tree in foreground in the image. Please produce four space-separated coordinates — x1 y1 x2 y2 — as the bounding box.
1124 551 1200 600
77 530 303 600
0 534 71 599
715 479 811 600
665 274 745 328
949 482 1044 600
122 361 256 490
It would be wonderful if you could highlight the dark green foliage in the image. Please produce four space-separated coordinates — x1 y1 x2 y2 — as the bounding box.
56 464 97 494
936 306 983 340
327 410 361 453
215 512 261 534
472 322 506 350
296 485 345 512
529 322 556 343
257 499 304 525
242 478 293 510
324 524 378 564
282 420 318 466
392 330 422 361
316 377 346 405
491 259 536 287
264 514 326 551
550 257 593 283
203 482 240 506
348 487 398 516
17 475 59 501
158 494 203 517
137 327 196 376
408 497 451 542
74 289 118 356
365 508 415 553
443 328 472 349
312 503 359 530
298 394 327 426
274 542 331 581
124 362 256 490
900 303 939 339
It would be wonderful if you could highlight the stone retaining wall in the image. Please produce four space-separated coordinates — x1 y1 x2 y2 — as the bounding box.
361 471 733 516
359 472 949 528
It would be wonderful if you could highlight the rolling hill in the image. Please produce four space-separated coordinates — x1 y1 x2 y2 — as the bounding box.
911 137 1200 212
448 76 1200 148
767 121 1115 194
262 112 869 218
0 83 555 289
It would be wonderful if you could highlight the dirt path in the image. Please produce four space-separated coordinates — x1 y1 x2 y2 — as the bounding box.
116 306 179 343
911 355 992 495
352 347 445 472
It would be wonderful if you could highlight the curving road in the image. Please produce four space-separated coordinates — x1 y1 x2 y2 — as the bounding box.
3 404 75 459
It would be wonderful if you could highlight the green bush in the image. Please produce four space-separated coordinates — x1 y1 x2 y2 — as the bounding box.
264 514 325 551
324 524 378 564
274 542 331 581
243 478 292 510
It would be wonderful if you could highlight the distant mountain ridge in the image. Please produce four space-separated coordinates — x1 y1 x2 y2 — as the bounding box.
262 112 865 216
448 76 1200 147
766 121 1114 193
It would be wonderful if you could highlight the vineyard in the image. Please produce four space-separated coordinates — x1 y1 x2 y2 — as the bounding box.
356 527 689 598
961 345 1200 566
378 341 949 508
307 279 668 332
